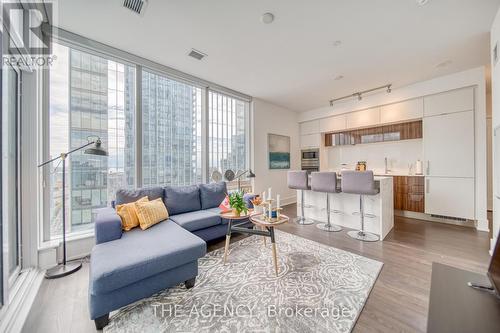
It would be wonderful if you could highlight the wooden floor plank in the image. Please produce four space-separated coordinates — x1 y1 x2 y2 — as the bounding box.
22 204 491 333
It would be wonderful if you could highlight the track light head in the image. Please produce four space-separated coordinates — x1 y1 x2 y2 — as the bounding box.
357 93 362 101
387 85 392 93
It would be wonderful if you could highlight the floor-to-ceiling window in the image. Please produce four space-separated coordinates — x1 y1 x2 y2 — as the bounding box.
1 62 21 303
43 34 250 241
208 91 249 177
141 71 203 186
46 43 136 239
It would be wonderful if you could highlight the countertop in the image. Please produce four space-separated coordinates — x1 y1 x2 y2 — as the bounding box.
324 170 425 177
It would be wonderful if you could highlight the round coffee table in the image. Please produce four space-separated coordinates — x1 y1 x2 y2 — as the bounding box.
221 211 289 276
220 210 253 265
250 214 289 276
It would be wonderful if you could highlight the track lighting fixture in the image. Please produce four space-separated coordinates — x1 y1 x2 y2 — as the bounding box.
329 83 392 106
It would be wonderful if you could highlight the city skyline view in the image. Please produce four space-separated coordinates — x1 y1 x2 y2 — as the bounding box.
47 43 248 239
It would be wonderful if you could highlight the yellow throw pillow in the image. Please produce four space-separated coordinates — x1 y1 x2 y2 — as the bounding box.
116 196 149 231
135 198 169 230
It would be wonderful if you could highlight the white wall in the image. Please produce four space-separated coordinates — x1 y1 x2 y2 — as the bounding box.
326 139 423 175
299 67 489 232
491 8 500 250
252 99 300 206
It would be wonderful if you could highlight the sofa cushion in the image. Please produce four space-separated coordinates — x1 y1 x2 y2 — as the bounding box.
199 182 227 209
170 210 221 231
115 187 163 206
164 185 201 215
90 221 206 294
135 198 169 230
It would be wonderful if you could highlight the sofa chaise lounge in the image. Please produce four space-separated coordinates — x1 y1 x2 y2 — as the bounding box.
89 182 253 329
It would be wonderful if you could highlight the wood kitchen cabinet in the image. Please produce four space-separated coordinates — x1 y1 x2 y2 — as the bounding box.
393 176 425 213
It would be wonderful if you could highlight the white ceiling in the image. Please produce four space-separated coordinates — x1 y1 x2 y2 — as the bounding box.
55 0 500 112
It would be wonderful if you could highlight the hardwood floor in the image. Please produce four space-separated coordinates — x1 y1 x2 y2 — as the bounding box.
23 205 491 333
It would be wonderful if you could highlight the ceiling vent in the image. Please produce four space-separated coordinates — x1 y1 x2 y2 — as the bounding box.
188 49 207 61
123 0 147 15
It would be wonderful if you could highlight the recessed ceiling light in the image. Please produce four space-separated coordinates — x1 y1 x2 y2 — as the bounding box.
436 60 452 68
416 0 429 5
334 75 344 80
333 40 342 47
261 12 274 24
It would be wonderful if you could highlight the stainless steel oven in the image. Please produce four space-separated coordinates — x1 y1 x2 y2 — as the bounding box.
301 148 319 173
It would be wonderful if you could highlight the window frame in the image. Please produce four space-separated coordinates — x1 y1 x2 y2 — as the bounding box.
40 28 252 243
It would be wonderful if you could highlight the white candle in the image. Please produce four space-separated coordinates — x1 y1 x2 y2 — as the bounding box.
268 187 272 200
277 195 280 209
269 203 272 218
262 191 266 202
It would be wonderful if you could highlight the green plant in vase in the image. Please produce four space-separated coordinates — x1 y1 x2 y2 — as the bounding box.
228 191 248 217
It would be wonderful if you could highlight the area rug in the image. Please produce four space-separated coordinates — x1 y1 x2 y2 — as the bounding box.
104 230 383 333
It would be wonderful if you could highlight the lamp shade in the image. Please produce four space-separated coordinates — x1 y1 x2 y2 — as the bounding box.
84 139 108 156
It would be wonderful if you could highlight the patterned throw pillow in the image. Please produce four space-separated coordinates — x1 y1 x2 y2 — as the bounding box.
135 198 169 230
116 196 149 231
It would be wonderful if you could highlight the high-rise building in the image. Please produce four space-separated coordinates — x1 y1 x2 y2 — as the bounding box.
68 50 135 230
141 71 202 187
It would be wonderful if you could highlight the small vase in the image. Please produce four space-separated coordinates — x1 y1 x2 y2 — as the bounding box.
232 208 241 217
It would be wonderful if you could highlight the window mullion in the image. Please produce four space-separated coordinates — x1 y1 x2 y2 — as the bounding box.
135 65 143 188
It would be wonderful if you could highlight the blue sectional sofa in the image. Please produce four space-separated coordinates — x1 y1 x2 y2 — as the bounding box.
89 182 253 329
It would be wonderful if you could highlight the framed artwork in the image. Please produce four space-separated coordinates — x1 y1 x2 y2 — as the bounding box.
268 133 290 169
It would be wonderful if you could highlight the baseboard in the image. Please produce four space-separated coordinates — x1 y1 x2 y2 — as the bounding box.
281 196 296 206
0 269 44 333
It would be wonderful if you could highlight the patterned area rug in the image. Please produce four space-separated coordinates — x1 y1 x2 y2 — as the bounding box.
104 231 383 333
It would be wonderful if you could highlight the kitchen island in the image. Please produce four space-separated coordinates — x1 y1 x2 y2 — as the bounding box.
297 176 394 240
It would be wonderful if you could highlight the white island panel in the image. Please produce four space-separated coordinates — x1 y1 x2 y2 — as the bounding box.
297 176 394 240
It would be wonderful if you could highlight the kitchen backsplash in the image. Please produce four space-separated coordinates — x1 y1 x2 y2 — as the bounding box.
326 138 423 175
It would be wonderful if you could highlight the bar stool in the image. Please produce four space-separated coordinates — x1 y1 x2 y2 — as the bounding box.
287 171 314 225
311 172 342 232
341 170 380 242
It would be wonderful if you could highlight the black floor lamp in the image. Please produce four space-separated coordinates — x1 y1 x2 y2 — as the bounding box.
236 169 255 191
38 137 108 279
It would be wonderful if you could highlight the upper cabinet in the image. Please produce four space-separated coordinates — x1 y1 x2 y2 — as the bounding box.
423 87 474 117
300 133 321 149
319 114 346 133
346 107 380 129
300 120 320 135
380 98 423 124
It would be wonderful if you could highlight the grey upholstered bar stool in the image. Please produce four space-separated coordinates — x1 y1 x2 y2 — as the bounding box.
341 170 380 242
287 171 314 225
310 172 342 232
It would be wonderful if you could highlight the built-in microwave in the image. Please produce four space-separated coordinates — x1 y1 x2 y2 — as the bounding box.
301 149 319 160
301 149 319 172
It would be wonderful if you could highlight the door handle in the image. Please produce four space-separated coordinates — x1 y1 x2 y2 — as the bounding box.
426 179 430 194
426 161 430 175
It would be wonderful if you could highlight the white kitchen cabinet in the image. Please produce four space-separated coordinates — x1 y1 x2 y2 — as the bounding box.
423 110 474 178
424 87 474 117
425 177 475 220
300 120 320 135
300 133 321 148
380 98 423 124
319 114 347 133
346 107 380 129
